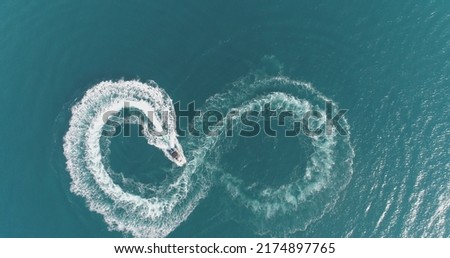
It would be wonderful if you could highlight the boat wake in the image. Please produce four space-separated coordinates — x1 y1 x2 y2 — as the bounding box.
200 69 355 236
62 62 354 237
63 80 209 237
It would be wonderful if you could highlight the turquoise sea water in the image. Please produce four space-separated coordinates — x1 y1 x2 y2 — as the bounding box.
0 0 449 237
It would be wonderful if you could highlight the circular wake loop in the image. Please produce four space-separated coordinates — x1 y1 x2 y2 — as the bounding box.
202 70 355 235
63 80 211 237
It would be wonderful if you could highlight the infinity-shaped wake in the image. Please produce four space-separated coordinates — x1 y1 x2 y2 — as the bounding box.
63 74 354 237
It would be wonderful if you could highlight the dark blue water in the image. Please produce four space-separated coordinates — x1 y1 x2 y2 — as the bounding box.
0 0 449 237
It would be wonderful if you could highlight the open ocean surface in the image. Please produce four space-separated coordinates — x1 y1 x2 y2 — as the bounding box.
0 0 449 237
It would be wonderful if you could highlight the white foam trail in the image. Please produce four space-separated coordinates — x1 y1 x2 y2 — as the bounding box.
203 73 354 236
62 70 354 237
63 80 208 237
